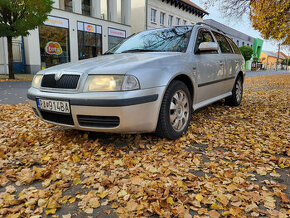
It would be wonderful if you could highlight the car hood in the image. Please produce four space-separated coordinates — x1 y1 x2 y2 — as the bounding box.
40 52 184 75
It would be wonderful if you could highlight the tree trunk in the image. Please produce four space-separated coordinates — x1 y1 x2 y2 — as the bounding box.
7 36 15 79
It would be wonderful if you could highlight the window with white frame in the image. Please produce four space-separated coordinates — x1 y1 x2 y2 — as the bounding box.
176 17 180 25
151 8 157 23
160 12 165 25
183 20 187 25
168 15 173 26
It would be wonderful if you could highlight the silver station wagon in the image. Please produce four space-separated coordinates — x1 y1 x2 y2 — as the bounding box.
28 23 245 139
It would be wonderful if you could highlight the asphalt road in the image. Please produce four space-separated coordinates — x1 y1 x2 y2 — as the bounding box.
0 70 289 105
0 81 31 105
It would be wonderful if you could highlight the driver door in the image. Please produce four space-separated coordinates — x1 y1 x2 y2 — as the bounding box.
194 28 225 103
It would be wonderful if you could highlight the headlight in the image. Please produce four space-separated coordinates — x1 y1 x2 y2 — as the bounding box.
31 75 43 89
83 75 140 92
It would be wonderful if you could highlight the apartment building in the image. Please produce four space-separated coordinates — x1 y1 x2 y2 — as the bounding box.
131 0 208 33
1 0 131 74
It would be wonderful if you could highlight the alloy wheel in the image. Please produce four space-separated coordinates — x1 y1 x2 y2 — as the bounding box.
169 90 190 131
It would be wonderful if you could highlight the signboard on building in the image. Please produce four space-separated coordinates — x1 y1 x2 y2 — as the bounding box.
77 22 102 34
108 28 126 38
44 16 69 29
45 41 63 55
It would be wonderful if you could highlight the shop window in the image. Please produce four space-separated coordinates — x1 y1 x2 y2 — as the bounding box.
108 28 126 50
39 16 70 69
82 0 91 16
77 22 102 60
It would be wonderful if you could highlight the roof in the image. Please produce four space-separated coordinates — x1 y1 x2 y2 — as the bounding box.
181 0 208 14
204 19 255 43
262 51 285 59
276 52 289 59
161 0 208 17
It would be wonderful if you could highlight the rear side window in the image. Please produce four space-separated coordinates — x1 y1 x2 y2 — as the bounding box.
212 32 233 53
226 36 241 54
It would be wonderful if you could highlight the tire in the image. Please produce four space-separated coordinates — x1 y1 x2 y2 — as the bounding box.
155 80 192 139
225 75 243 106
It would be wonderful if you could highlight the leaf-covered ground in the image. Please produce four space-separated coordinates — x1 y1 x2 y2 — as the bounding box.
0 74 289 218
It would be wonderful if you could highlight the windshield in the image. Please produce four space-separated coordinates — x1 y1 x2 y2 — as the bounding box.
106 26 193 54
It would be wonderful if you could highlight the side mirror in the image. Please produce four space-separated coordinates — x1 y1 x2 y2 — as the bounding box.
198 42 219 52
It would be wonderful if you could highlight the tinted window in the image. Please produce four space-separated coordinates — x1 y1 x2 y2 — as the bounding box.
212 32 233 53
196 29 214 47
225 36 241 54
195 29 216 54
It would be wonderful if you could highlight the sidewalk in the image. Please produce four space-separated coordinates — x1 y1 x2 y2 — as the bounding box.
246 69 290 77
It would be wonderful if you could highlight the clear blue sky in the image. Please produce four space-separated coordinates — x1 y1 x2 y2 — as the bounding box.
196 1 280 53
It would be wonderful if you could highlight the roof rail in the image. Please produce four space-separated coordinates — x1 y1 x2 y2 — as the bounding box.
195 22 226 35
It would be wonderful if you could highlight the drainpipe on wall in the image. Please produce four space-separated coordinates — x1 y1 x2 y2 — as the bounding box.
145 0 148 30
2 37 8 75
21 36 26 73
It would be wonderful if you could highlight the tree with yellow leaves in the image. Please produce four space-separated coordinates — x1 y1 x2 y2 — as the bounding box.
203 0 290 45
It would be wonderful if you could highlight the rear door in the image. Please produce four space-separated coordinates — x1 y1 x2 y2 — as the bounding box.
211 32 236 93
225 36 244 78
194 28 225 103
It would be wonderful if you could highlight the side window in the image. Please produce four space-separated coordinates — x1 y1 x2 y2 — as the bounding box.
195 29 216 54
212 32 233 53
226 36 241 54
196 29 214 47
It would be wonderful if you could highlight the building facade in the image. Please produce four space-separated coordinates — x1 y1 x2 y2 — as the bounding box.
1 0 131 74
204 19 255 48
131 0 207 33
260 51 285 70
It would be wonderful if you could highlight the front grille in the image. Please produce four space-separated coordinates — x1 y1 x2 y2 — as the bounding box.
41 74 80 89
40 111 74 125
77 115 120 128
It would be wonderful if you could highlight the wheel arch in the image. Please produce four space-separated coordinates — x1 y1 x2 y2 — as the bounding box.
237 71 244 83
167 74 195 101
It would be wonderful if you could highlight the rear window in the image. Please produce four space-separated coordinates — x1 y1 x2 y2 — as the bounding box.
212 32 233 54
226 36 241 54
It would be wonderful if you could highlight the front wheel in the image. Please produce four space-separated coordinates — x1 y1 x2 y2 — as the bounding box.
155 81 192 139
225 76 243 106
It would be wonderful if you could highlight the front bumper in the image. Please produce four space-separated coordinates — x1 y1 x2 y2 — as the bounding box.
27 87 165 133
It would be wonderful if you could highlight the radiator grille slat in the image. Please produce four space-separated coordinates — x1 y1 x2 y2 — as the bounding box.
40 111 74 126
41 74 80 89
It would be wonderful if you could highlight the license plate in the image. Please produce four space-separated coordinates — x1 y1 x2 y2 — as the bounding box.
36 99 70 114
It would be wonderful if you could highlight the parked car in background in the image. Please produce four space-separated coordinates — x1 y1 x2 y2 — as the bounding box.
27 23 245 139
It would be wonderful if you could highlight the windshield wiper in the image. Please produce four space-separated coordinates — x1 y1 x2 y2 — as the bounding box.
104 51 114 55
120 49 163 53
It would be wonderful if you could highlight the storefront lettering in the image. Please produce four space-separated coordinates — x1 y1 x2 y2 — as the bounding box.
45 41 63 55
44 16 69 28
46 19 63 25
108 28 126 38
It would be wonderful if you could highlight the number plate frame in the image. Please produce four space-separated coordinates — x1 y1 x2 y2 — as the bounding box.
36 98 71 114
